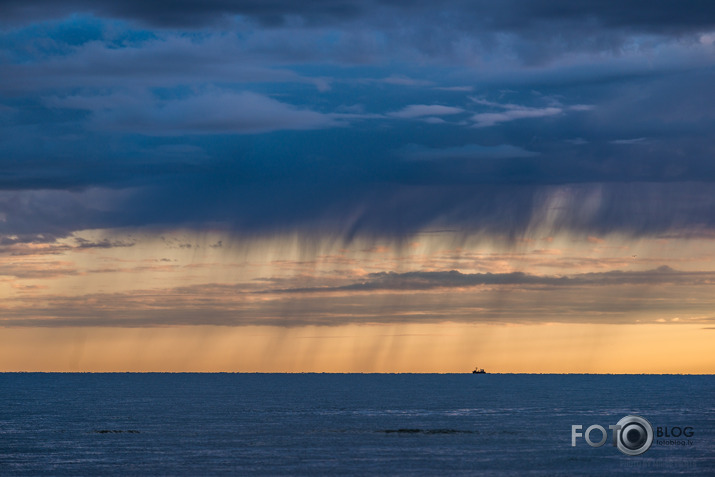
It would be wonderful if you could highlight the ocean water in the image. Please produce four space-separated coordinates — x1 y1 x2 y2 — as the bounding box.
0 374 713 476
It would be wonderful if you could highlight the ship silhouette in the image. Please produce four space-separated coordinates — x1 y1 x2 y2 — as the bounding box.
472 366 486 374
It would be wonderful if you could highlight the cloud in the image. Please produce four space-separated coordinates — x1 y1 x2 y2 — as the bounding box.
609 137 648 145
401 144 539 161
0 260 79 279
74 237 135 249
4 265 715 327
2 1 715 346
471 106 562 127
276 270 568 292
388 104 464 119
434 86 474 92
270 266 712 293
0 32 325 93
0 0 366 27
47 90 339 135
569 104 595 111
465 98 594 127
1 2 715 243
379 75 433 86
3 1 715 34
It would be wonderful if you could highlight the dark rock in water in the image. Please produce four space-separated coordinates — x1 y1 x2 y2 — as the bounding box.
380 428 476 434
94 430 140 434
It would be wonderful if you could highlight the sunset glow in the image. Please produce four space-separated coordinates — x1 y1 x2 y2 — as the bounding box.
2 2 715 373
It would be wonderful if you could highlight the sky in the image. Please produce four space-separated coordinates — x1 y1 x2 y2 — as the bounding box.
1 1 715 372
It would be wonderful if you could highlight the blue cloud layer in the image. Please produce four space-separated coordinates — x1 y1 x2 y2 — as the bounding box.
2 2 715 242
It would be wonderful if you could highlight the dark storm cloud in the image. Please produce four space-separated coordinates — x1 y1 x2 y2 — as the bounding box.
3 1 715 32
0 0 364 27
4 160 715 240
2 1 715 70
2 1 715 242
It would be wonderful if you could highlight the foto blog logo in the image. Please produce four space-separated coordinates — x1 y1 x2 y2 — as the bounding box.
571 415 653 456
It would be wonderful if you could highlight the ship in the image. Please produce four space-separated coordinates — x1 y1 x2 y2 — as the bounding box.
472 366 486 374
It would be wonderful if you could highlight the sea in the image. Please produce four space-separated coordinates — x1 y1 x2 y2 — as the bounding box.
0 374 713 476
